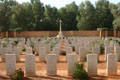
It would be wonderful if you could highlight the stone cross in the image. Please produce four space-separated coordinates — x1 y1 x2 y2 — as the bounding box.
59 19 62 32
57 19 64 38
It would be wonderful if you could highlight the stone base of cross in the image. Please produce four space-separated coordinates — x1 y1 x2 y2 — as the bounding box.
56 31 64 38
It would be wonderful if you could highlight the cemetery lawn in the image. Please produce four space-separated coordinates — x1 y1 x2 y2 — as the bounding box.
0 42 120 80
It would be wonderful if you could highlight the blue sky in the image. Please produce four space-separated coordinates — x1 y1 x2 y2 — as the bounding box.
18 0 120 9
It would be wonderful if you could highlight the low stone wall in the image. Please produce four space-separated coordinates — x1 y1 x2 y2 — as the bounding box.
73 31 99 36
19 31 100 37
20 31 49 37
0 30 116 38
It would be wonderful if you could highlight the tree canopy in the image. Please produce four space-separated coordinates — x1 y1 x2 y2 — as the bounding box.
0 0 119 31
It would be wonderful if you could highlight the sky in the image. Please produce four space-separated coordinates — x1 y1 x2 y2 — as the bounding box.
18 0 120 9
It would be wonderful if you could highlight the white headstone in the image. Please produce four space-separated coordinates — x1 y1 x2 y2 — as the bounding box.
6 54 16 75
47 54 57 76
26 47 32 54
75 43 79 54
92 47 100 54
45 44 51 54
25 54 36 76
67 54 78 75
107 53 117 75
66 47 72 61
53 47 60 61
1 48 7 61
39 47 46 62
13 47 21 61
79 47 86 61
105 46 112 61
87 54 97 75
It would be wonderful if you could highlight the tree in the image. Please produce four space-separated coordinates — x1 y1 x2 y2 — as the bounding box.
77 1 96 30
23 2 34 30
96 0 114 29
110 3 120 29
31 0 44 31
0 0 11 32
59 2 78 31
0 0 119 31
113 17 120 29
10 3 27 30
43 5 59 31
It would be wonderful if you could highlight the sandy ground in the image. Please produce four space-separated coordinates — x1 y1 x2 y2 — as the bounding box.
0 41 120 80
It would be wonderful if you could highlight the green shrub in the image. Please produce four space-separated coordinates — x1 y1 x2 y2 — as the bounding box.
84 51 92 61
1 41 8 47
60 51 66 55
30 43 34 49
72 46 75 51
73 63 88 80
94 41 105 54
0 40 9 47
12 68 24 80
33 50 35 54
68 39 71 44
84 57 87 61
4 38 10 43
88 51 92 54
45 38 52 44
38 39 41 42
118 41 120 44
114 40 119 43
25 37 28 43
50 42 56 49
108 37 112 41
22 47 26 51
100 42 104 53
14 40 19 46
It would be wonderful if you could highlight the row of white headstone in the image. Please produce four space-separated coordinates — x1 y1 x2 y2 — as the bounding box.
1 37 119 76
6 53 118 76
0 38 62 62
5 53 76 76
0 47 21 62
65 37 120 62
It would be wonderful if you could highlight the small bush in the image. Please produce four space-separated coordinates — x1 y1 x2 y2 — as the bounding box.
118 41 120 45
100 42 104 53
50 42 56 49
22 47 26 51
60 51 66 55
94 41 104 54
114 40 119 43
73 63 88 80
72 46 75 51
30 41 34 49
0 41 8 47
14 40 19 46
12 68 24 80
84 57 87 61
45 39 51 44
88 51 92 54
108 37 113 41
33 50 35 54
85 51 92 61
38 39 41 42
